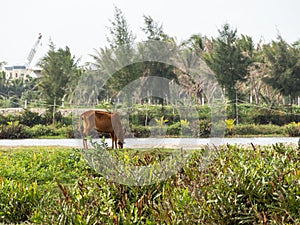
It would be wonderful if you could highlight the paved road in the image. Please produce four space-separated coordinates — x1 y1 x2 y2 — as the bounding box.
0 137 299 149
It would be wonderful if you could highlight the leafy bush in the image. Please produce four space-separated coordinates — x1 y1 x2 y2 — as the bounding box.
1 144 300 224
197 105 211 120
167 122 181 136
0 114 8 125
130 125 151 137
0 179 38 223
231 123 285 136
56 125 74 138
0 147 87 224
197 119 211 137
0 121 31 139
27 124 74 138
41 110 63 125
253 108 300 126
60 115 72 126
198 144 300 224
285 121 300 137
19 109 43 127
28 124 58 137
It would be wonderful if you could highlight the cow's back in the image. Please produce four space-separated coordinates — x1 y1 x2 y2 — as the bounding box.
95 111 124 142
94 111 114 133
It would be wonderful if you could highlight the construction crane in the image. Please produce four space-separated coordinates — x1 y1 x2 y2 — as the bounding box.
25 33 42 67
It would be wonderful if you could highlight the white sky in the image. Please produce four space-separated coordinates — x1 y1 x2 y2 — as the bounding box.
1 0 300 66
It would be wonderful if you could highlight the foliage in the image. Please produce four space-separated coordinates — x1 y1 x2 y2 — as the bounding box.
19 109 43 127
38 42 81 107
166 122 182 136
225 118 235 135
0 179 38 223
231 123 285 136
141 15 169 41
204 23 251 101
37 41 81 125
106 6 135 49
154 116 169 126
0 108 76 138
285 121 300 137
130 125 151 137
199 144 300 224
27 124 57 137
0 147 87 224
263 35 300 101
0 121 31 139
1 144 300 224
0 76 41 108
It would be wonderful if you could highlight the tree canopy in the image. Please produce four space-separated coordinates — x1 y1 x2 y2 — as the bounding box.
1 8 300 110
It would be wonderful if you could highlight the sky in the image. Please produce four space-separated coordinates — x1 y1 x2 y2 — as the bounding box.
1 0 300 67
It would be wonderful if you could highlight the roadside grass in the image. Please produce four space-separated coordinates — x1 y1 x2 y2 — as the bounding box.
0 144 299 224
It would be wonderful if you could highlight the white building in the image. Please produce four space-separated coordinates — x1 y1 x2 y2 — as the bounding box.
1 65 42 80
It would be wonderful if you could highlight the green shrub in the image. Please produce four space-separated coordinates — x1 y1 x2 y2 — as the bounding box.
130 125 151 138
60 115 73 126
0 179 39 224
198 144 300 224
0 147 88 224
0 114 7 125
285 122 300 137
196 105 211 120
197 119 211 137
167 122 181 136
1 144 300 224
41 110 63 125
28 124 58 137
56 125 74 138
0 121 31 139
2 113 19 123
19 109 43 127
231 123 284 136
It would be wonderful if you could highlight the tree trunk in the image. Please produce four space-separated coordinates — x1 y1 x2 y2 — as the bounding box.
234 90 238 125
52 96 56 125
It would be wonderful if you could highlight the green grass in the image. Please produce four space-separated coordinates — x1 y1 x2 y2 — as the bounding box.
0 144 300 224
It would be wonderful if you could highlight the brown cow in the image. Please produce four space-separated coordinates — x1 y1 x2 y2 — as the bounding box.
79 110 124 149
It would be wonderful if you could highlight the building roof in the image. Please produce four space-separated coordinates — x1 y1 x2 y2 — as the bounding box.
4 65 26 70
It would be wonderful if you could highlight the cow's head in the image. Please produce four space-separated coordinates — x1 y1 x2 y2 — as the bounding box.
118 141 123 149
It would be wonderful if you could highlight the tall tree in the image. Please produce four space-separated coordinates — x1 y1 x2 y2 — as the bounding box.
205 24 250 100
263 36 300 104
140 16 179 105
38 42 80 123
92 7 137 97
106 6 135 49
181 34 205 57
205 24 251 121
141 15 169 41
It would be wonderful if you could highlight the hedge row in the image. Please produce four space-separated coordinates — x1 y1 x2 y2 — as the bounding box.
0 109 72 127
0 122 74 139
2 104 300 128
1 104 300 138
1 120 300 139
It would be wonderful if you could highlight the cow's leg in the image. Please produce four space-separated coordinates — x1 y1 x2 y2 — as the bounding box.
83 129 88 149
112 132 118 149
110 133 114 149
83 136 88 149
114 135 118 149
